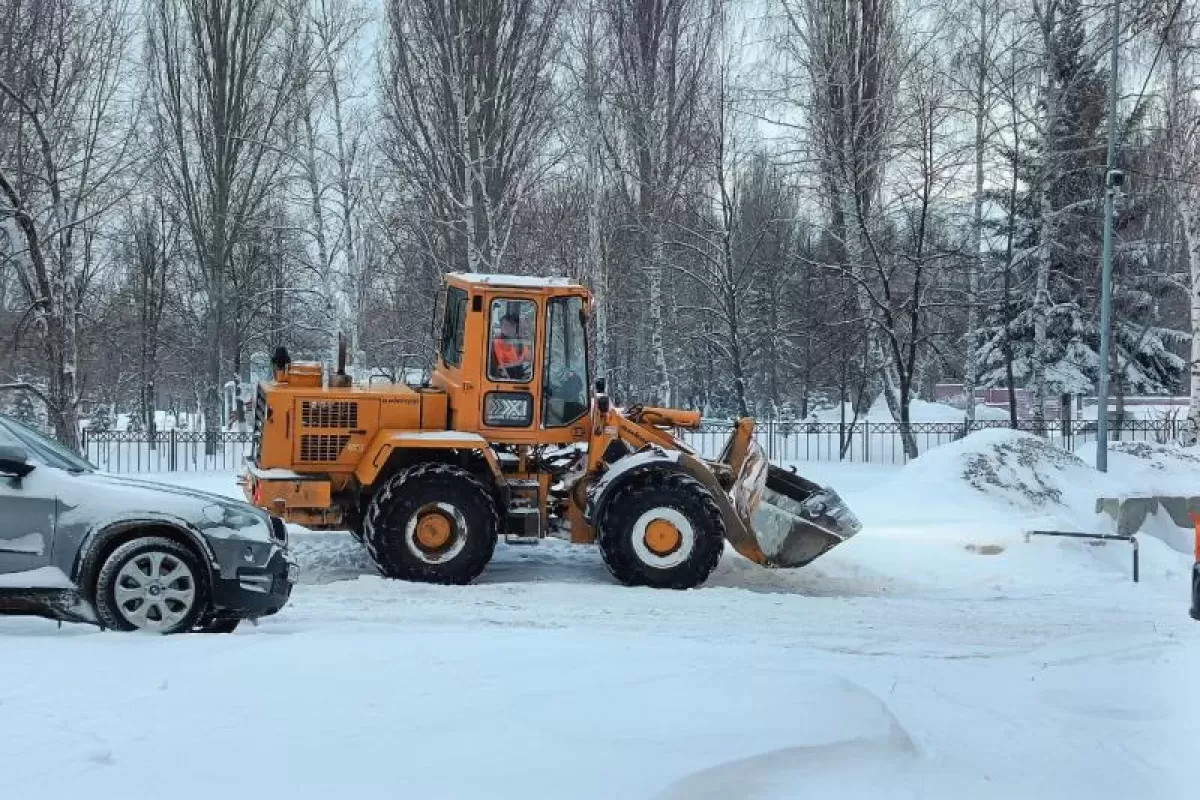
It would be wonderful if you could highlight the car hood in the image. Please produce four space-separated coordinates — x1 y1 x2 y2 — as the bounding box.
81 472 247 507
57 471 273 541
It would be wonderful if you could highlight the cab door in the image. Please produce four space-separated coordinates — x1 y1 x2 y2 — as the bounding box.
479 295 542 439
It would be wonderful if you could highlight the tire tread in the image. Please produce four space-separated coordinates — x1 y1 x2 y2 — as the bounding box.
597 471 724 590
363 463 498 584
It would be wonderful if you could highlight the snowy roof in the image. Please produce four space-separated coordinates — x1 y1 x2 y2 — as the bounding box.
449 273 584 289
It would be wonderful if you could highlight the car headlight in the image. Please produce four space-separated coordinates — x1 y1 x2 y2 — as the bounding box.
202 503 268 531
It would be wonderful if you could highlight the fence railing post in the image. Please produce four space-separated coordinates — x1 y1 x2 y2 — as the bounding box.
169 429 178 471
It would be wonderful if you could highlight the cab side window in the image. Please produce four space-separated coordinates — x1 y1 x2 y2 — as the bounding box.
487 299 536 382
440 286 468 367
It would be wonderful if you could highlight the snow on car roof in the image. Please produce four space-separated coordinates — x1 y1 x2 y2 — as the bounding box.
449 273 584 289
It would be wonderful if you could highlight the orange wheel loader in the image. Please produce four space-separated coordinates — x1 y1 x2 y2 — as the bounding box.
241 273 861 589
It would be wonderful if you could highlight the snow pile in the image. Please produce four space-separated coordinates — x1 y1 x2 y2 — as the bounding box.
908 429 1098 516
1078 439 1200 496
798 429 1196 594
287 530 374 582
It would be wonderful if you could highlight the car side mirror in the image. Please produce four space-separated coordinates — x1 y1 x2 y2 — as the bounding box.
0 444 34 478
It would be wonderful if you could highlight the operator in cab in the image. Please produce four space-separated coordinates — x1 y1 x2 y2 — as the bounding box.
491 312 532 381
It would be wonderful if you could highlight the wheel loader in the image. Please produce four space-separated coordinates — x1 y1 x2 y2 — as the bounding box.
242 272 861 588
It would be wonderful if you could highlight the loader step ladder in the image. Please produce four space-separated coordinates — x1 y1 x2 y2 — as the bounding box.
505 479 542 545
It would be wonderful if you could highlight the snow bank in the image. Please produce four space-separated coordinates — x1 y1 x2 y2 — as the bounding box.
809 397 1008 424
1078 439 1200 496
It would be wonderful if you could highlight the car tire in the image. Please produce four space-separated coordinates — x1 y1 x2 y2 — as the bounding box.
94 537 210 634
598 471 725 590
363 463 498 584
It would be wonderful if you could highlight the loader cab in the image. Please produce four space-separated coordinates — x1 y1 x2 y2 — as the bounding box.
433 273 591 445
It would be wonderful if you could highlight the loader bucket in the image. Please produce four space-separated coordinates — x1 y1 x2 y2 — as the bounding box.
727 439 862 568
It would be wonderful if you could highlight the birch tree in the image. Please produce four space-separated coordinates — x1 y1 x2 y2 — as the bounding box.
1162 5 1200 439
947 0 1009 423
287 0 368 371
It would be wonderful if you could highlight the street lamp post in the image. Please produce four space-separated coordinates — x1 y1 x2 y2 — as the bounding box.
1097 0 1122 472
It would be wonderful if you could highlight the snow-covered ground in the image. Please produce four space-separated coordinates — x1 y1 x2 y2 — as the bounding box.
2 433 1197 799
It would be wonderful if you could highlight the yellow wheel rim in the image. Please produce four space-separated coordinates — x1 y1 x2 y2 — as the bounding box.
414 512 453 551
644 518 682 556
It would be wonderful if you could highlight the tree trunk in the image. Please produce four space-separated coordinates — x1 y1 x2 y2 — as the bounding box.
964 0 988 424
1031 5 1059 435
1183 209 1200 442
584 20 607 382
302 97 337 369
648 225 671 406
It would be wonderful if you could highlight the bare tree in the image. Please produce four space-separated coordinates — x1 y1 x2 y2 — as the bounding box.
147 0 302 446
121 195 179 443
313 0 369 368
604 0 718 406
381 0 562 276
0 0 136 447
286 0 368 370
782 0 913 446
572 0 613 380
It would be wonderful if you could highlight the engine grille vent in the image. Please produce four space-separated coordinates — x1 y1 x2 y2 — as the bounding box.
301 400 358 429
299 434 351 462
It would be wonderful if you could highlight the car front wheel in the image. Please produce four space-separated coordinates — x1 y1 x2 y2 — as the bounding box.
94 537 210 634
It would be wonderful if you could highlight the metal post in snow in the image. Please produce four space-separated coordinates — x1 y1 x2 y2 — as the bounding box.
1096 0 1122 473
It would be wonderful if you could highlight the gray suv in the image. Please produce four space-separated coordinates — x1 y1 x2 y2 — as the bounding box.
0 415 296 633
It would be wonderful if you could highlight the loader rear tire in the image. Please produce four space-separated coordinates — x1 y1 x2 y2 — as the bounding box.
363 464 498 585
598 471 724 590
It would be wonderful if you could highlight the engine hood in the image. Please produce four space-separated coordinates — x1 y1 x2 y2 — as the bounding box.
57 471 274 543
79 472 248 508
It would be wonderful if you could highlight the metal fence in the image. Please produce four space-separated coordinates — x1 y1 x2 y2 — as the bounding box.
679 418 1187 465
80 429 253 473
79 417 1186 473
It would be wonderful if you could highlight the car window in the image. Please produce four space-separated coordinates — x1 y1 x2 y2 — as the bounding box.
0 416 94 472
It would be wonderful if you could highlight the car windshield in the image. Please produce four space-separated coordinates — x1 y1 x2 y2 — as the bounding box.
0 415 95 472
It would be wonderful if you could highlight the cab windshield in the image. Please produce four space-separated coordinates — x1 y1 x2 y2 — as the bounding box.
0 415 95 472
543 296 589 427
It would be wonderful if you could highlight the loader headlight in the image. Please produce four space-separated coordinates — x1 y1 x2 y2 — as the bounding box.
484 392 533 427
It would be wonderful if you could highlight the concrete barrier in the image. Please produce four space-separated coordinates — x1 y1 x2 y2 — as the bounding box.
1096 495 1199 554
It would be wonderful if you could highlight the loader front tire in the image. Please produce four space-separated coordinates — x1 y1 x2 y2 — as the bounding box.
363 464 498 585
598 471 725 590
